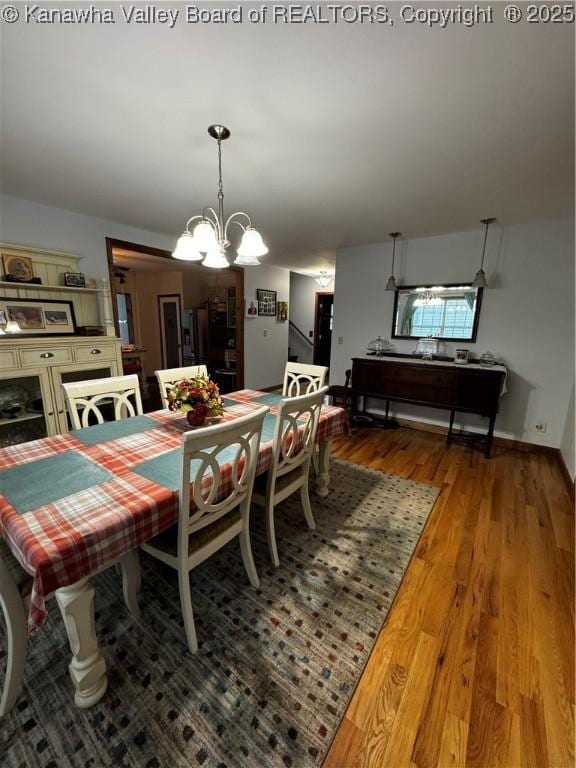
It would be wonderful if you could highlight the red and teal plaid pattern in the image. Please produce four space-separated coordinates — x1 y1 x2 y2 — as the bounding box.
0 391 348 633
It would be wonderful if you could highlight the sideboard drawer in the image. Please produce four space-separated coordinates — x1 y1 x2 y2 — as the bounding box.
0 349 19 370
21 347 73 367
74 343 117 363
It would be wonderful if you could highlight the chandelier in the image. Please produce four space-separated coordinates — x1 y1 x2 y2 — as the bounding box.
173 125 268 268
315 271 333 288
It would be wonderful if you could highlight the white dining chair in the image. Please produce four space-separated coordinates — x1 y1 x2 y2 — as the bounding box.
282 362 328 397
141 406 268 654
62 374 143 429
0 539 140 717
252 388 327 567
156 365 209 409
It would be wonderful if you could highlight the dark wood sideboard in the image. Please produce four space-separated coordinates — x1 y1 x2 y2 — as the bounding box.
351 357 506 457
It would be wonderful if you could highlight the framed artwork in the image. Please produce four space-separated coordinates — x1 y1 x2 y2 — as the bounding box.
0 297 77 336
257 289 277 317
246 300 258 317
277 301 288 321
64 272 86 288
2 254 35 282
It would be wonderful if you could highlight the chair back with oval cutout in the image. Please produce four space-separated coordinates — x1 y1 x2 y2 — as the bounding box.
271 388 327 483
62 374 143 429
178 406 268 556
282 362 328 398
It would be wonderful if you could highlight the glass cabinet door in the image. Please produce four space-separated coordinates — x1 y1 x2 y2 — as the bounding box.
0 368 57 448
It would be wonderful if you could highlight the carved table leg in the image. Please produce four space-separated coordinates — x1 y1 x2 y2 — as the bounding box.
316 439 332 497
55 578 107 709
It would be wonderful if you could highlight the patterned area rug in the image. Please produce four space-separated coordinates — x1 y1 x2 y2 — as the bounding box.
1 459 439 768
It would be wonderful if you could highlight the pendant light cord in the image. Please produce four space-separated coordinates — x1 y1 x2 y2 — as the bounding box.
480 219 489 270
217 139 224 233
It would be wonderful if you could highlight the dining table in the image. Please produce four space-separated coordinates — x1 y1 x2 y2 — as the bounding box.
0 389 349 709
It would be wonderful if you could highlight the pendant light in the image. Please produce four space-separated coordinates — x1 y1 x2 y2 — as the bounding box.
173 125 268 268
472 217 496 288
385 232 401 291
316 271 333 288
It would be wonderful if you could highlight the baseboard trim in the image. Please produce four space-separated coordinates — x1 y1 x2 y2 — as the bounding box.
556 450 575 502
390 415 558 455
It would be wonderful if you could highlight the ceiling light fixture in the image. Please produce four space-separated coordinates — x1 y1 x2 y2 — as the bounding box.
316 271 333 288
385 232 401 291
173 125 268 268
472 217 496 288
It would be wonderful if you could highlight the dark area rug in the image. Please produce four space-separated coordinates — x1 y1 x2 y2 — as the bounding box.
1 459 439 768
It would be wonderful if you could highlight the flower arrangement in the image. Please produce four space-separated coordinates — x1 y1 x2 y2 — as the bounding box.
166 375 224 427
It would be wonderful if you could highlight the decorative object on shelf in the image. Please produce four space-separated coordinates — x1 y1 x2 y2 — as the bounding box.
246 300 257 317
479 350 497 366
63 272 86 288
257 288 277 316
277 301 288 321
2 254 40 284
172 124 268 268
77 325 105 336
0 384 31 420
454 348 470 365
414 337 439 358
472 217 496 288
165 374 224 428
385 232 401 291
366 336 392 356
0 297 77 337
316 271 333 288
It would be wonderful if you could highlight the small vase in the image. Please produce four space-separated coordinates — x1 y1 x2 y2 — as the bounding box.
186 404 208 427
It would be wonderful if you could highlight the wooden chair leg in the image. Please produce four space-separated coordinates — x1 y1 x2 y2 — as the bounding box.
265 499 280 568
0 575 27 717
119 549 141 619
178 569 198 654
300 479 317 530
239 525 260 589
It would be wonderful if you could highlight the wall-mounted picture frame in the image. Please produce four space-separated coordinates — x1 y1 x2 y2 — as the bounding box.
64 272 86 288
2 253 38 283
246 300 258 317
0 297 77 337
277 301 288 321
257 289 277 317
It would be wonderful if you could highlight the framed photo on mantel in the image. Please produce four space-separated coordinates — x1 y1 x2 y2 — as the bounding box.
0 297 77 337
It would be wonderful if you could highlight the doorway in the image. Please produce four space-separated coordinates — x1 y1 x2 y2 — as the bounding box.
158 294 183 368
314 292 334 368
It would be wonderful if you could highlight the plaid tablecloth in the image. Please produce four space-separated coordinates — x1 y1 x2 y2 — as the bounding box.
0 390 349 633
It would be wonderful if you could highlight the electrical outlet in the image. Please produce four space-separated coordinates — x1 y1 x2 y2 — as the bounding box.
263 329 268 338
338 336 344 345
535 422 547 433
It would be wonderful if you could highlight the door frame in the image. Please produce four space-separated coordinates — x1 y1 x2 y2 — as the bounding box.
313 291 334 367
105 237 245 388
158 294 183 369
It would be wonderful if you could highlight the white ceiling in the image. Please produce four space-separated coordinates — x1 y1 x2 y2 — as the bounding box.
2 9 573 272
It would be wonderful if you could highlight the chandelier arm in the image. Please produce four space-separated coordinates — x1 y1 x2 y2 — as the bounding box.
224 211 252 240
185 214 206 231
204 207 223 239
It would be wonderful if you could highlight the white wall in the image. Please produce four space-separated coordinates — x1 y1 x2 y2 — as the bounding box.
331 219 575 448
244 264 290 389
1 194 290 390
289 272 318 364
560 380 575 479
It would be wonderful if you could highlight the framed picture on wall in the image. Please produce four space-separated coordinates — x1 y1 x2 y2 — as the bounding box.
257 289 277 317
277 301 288 321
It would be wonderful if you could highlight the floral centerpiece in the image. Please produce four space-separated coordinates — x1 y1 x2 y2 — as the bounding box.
166 375 224 427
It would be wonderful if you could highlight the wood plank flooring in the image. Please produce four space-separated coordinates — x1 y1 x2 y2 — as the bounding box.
323 427 574 768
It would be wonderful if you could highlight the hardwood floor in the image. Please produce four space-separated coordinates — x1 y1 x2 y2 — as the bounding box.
324 426 574 768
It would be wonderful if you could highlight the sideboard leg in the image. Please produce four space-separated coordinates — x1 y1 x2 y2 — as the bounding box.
447 410 455 445
485 416 496 458
316 439 332 497
56 578 108 709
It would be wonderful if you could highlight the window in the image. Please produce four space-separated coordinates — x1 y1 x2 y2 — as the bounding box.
410 297 474 338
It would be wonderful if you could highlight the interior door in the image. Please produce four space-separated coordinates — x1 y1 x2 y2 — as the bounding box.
158 294 183 369
314 293 334 368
